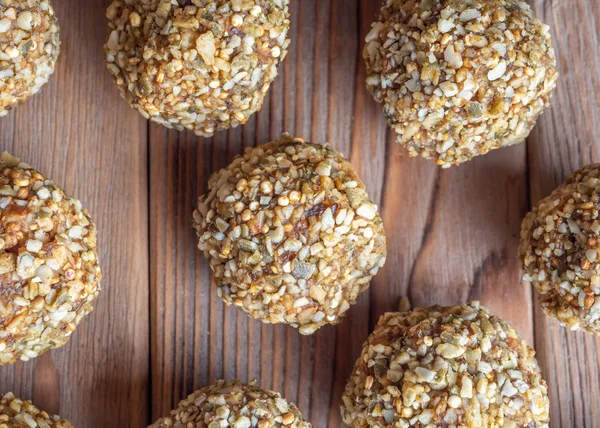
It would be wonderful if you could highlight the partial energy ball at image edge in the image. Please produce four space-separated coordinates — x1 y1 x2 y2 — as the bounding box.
519 164 600 334
363 0 558 167
193 133 387 334
0 391 73 427
104 0 290 136
0 0 60 116
341 302 550 427
0 152 102 365
149 379 311 427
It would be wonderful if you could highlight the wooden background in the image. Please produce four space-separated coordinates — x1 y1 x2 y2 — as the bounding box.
0 0 598 426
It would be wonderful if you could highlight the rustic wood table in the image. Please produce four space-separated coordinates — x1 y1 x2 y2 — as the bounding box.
0 0 598 426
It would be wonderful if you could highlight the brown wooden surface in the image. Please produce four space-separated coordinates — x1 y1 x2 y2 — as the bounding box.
1 0 599 426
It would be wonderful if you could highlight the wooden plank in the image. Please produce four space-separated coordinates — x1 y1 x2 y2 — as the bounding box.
0 0 150 426
528 1 600 426
147 53 274 422
325 1 388 426
147 1 369 425
148 0 333 421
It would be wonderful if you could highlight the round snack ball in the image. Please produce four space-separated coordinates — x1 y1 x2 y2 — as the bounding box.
150 379 311 428
0 152 101 364
0 0 60 116
341 302 550 427
0 392 73 427
193 134 387 334
104 0 290 136
363 0 558 167
519 164 600 334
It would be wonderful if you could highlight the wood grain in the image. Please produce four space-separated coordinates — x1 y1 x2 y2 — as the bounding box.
0 0 150 426
1 0 598 426
528 1 600 426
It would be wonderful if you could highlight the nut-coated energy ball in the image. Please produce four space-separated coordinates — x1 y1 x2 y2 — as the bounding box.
520 164 600 334
363 0 558 167
341 302 550 427
0 152 101 364
193 134 387 334
0 0 60 116
104 0 290 136
0 392 73 427
150 380 311 428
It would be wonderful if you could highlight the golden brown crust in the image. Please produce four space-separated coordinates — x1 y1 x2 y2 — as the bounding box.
104 0 290 136
0 392 73 427
341 302 549 427
363 0 558 167
520 163 600 334
150 380 311 428
193 134 387 334
0 0 60 116
0 152 101 364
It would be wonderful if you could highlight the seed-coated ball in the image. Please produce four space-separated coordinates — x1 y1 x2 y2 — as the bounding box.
104 0 290 136
150 380 311 428
363 0 558 167
0 0 60 116
193 134 387 334
0 152 101 364
341 302 550 427
520 164 600 334
0 392 73 427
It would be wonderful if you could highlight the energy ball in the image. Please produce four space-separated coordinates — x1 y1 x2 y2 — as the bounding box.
0 152 101 364
150 379 311 428
341 302 550 427
104 0 290 136
193 134 387 334
0 0 60 116
0 392 73 427
520 164 600 334
363 0 558 167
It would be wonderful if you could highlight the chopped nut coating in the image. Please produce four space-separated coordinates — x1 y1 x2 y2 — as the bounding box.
520 164 600 334
364 0 558 167
193 134 387 334
0 392 73 427
0 0 60 116
150 380 311 428
341 302 549 427
104 0 290 136
0 152 101 365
